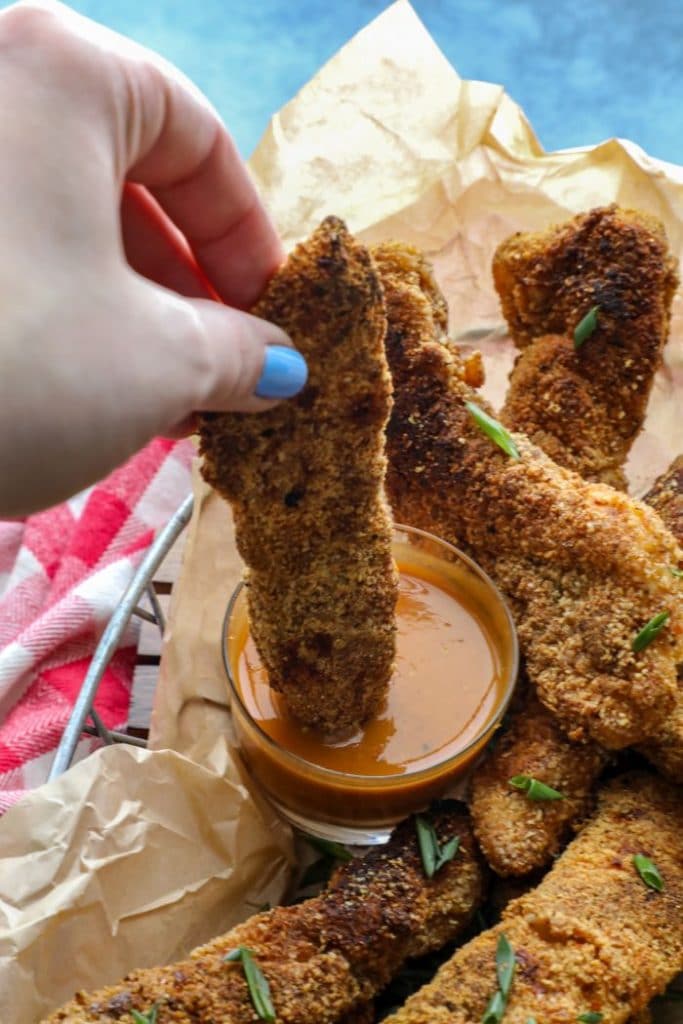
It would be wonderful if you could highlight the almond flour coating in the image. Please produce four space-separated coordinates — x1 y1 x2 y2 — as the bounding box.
470 689 608 877
372 241 682 749
469 208 678 876
637 455 683 781
45 805 485 1024
494 206 678 489
643 456 683 549
383 774 683 1024
200 217 398 735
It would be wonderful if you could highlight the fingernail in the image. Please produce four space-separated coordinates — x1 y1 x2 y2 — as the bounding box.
255 345 308 399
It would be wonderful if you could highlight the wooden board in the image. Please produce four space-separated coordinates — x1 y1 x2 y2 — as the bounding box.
128 531 187 735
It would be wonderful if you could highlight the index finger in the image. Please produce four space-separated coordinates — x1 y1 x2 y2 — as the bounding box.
36 1 285 308
128 91 284 308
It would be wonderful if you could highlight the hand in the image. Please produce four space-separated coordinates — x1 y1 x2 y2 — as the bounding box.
0 0 307 516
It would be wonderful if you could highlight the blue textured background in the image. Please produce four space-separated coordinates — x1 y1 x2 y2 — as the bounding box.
7 1 683 164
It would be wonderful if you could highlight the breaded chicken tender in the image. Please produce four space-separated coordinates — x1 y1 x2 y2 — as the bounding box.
45 805 485 1024
200 218 398 735
494 206 677 489
470 459 683 872
637 456 683 781
371 242 682 749
470 689 608 876
643 455 683 544
470 210 678 875
384 774 683 1024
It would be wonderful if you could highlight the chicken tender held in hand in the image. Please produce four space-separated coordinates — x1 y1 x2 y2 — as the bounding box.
201 218 398 735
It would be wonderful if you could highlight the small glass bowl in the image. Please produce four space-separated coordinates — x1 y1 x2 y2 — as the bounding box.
222 524 518 845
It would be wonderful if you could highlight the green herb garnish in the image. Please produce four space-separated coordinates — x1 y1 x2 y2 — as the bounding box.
669 566 683 578
573 306 600 349
632 610 670 652
131 1008 158 1024
508 775 565 801
496 933 515 998
577 1013 603 1023
224 946 275 1022
481 934 516 1023
305 836 353 862
633 853 664 892
415 816 460 878
527 1019 538 1024
482 989 506 1024
466 402 520 460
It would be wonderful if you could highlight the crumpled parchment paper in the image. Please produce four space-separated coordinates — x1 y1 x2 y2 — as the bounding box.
1 2 681 1020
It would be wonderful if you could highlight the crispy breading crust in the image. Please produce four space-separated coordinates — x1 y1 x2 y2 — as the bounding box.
496 207 678 489
45 805 485 1024
469 459 683 873
470 690 608 876
371 241 682 749
643 456 683 546
493 205 678 347
469 210 678 875
200 218 398 735
384 774 683 1024
637 455 683 780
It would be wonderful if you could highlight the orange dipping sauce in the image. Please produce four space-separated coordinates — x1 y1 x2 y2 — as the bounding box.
224 526 518 842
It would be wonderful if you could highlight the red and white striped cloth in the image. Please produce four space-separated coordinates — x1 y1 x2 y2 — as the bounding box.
0 438 193 814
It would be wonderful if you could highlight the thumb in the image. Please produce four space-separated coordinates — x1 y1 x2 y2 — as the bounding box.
188 295 308 413
138 284 308 438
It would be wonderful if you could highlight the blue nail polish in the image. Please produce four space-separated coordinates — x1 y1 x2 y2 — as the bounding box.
255 345 308 399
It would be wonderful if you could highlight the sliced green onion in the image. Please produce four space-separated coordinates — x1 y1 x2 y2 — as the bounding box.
131 1009 158 1024
633 853 664 892
577 1013 603 1023
224 946 275 1022
435 835 460 871
466 402 520 460
669 567 683 578
305 836 353 861
573 306 600 349
416 816 437 878
224 947 245 962
415 816 460 878
632 610 670 652
482 989 506 1024
508 775 565 801
481 934 516 1023
496 933 516 999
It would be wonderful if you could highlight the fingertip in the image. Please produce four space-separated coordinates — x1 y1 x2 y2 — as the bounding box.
254 345 308 400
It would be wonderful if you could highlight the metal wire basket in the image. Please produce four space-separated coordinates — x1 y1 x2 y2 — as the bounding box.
48 494 194 780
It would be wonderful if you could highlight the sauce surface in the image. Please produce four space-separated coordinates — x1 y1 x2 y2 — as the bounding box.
234 560 507 778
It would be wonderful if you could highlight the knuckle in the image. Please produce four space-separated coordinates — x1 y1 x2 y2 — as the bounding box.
163 296 217 402
0 3 62 50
